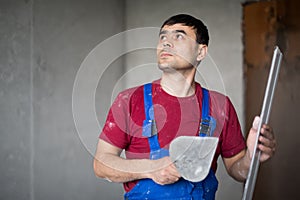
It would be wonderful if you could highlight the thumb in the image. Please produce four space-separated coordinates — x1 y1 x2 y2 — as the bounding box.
252 116 261 131
246 116 261 160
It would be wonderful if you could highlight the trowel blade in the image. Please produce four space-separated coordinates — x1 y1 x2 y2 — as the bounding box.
169 136 218 182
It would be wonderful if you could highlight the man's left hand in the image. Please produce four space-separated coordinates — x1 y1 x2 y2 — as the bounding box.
247 116 276 162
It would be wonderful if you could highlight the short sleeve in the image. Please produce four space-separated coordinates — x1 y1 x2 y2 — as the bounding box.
220 97 246 158
99 92 131 149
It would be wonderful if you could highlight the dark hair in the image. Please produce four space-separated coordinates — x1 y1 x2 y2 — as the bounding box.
161 14 209 46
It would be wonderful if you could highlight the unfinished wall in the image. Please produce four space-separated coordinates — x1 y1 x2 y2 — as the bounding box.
0 1 32 199
0 0 125 199
243 0 300 199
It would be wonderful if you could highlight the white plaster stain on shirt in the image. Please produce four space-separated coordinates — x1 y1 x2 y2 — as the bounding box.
108 122 116 129
121 93 129 99
117 101 122 108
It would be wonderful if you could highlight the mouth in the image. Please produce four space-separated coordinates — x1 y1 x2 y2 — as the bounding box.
160 51 173 58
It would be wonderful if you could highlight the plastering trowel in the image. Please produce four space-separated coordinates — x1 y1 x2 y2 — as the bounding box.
169 136 218 182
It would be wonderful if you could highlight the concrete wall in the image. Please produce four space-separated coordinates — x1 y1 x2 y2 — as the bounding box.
0 0 125 199
0 1 32 199
0 0 245 199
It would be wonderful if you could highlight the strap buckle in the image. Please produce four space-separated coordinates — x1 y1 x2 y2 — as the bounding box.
142 119 158 137
199 119 210 136
199 117 216 137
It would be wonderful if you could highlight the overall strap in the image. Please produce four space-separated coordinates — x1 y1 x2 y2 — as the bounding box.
199 88 216 137
142 83 164 159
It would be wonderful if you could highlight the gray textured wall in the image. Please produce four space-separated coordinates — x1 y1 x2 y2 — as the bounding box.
1 0 245 199
0 1 32 199
0 0 124 199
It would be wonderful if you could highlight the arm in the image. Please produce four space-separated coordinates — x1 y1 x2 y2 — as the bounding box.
93 139 181 185
223 116 276 182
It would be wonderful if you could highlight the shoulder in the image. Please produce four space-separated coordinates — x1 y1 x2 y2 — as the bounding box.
208 90 230 109
112 83 150 107
195 83 229 105
195 83 235 117
116 85 143 101
208 89 227 101
209 90 236 117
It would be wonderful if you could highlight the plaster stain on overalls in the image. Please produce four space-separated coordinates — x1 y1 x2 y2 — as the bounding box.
124 83 218 200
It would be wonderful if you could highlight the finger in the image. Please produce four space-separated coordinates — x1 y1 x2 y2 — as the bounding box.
259 135 276 148
169 176 180 184
166 175 180 184
157 174 180 185
159 165 180 179
262 124 273 131
167 165 181 178
260 125 274 139
165 160 181 175
166 173 180 182
160 167 181 184
258 143 275 156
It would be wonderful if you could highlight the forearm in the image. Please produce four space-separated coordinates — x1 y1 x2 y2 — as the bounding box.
227 150 251 182
93 153 153 183
93 139 180 184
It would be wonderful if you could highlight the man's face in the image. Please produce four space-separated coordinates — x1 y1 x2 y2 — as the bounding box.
157 24 204 71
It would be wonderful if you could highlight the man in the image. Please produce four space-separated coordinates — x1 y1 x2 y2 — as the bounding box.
93 14 276 199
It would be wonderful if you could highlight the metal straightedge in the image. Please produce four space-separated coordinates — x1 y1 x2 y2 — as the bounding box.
242 46 283 200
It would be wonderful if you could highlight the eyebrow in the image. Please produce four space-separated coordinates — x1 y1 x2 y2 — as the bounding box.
159 29 187 36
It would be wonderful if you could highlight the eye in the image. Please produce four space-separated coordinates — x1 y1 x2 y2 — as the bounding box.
160 35 167 41
175 33 184 40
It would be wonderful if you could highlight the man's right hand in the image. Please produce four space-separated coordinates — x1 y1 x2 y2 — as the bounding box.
148 157 181 185
94 139 181 184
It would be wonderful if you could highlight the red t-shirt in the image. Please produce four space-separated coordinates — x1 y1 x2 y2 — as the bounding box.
99 80 246 192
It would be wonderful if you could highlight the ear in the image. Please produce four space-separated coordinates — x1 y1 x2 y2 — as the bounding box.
196 45 208 61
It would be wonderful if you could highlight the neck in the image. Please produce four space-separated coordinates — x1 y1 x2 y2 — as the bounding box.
160 68 196 97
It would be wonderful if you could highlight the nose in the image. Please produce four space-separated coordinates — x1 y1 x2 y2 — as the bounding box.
162 39 173 48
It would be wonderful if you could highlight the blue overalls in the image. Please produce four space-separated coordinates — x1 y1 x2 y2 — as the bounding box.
124 83 218 200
